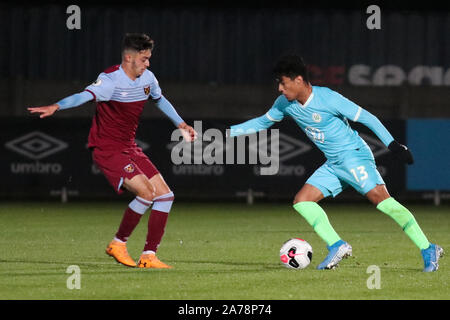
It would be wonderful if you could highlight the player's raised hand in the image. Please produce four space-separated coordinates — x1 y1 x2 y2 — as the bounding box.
388 140 414 165
27 104 60 118
178 122 198 142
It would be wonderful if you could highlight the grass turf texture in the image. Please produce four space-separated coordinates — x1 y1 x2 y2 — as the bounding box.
0 202 448 300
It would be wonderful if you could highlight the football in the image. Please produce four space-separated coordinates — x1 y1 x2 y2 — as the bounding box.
280 238 313 269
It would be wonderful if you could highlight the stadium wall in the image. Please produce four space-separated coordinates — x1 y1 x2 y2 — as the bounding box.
1 5 449 118
2 117 447 203
2 79 450 119
1 5 450 84
1 4 449 203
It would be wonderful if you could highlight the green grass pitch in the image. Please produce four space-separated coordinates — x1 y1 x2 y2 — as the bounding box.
0 201 448 300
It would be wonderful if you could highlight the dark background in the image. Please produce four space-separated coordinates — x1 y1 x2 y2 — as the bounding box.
1 1 449 203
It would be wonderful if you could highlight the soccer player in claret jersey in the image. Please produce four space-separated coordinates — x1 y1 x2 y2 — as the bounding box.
28 33 197 269
228 55 443 272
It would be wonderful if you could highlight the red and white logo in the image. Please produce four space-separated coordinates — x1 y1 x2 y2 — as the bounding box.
123 164 135 173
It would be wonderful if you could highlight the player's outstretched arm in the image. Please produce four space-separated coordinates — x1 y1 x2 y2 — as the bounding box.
28 104 60 118
229 114 275 137
153 95 198 142
228 95 286 137
28 91 94 118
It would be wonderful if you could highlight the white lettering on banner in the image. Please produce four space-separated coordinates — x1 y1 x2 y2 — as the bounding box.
11 162 62 174
172 165 224 176
5 131 68 175
169 121 314 177
253 165 305 177
170 121 280 175
349 64 450 86
373 65 405 86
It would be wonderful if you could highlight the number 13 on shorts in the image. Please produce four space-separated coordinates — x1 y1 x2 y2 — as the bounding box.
350 166 368 183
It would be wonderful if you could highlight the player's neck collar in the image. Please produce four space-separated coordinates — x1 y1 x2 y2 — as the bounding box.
297 89 314 108
119 64 139 84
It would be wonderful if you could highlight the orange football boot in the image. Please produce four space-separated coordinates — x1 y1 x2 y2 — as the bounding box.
137 253 172 269
105 240 137 267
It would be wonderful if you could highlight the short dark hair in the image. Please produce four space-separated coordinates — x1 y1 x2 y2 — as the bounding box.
122 33 154 54
273 55 310 83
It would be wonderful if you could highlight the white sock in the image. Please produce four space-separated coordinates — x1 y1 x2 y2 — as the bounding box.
113 237 126 243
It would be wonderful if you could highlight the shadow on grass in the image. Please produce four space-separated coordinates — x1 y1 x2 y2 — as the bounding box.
0 257 422 275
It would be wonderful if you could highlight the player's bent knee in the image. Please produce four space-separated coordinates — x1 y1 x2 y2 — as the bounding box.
155 186 172 198
136 188 156 202
366 184 390 205
293 184 324 204
293 194 319 204
293 191 307 204
139 187 174 203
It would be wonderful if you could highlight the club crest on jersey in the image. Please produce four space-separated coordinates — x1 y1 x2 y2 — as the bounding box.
312 113 322 123
144 86 150 95
123 164 135 173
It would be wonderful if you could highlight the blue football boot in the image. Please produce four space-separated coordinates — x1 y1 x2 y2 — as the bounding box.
317 240 352 270
421 243 444 272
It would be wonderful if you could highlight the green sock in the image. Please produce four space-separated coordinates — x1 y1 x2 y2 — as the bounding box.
376 197 430 250
293 201 341 246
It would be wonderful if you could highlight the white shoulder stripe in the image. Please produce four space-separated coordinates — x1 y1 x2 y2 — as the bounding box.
266 113 280 122
353 107 362 122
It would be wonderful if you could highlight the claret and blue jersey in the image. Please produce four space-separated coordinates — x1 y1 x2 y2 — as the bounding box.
55 64 184 149
85 64 162 102
85 65 163 149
